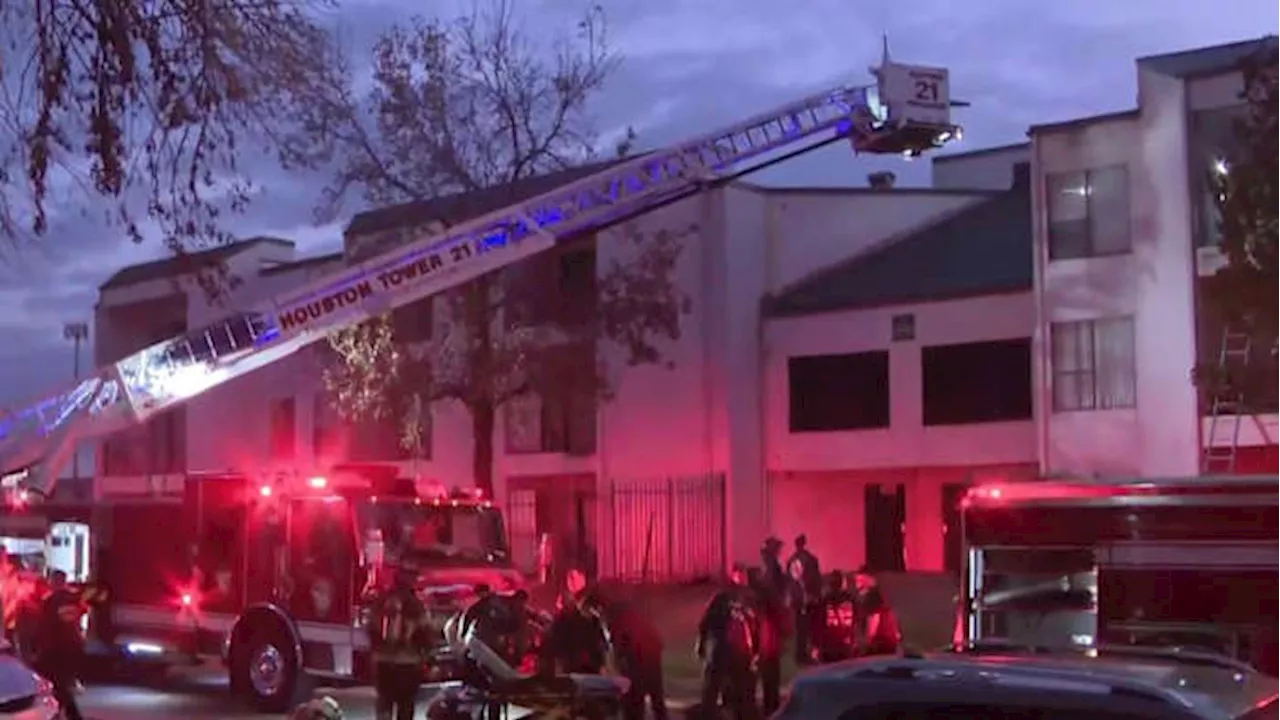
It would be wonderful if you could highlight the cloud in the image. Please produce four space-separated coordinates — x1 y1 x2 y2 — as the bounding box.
1 0 1277 409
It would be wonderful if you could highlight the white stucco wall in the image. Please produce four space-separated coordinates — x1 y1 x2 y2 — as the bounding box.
931 144 1033 191
1032 60 1275 479
764 293 1038 472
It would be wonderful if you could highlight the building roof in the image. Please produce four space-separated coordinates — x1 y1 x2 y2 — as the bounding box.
345 159 628 237
1139 35 1278 79
932 142 1030 164
259 251 344 277
763 164 1032 318
99 236 294 290
1028 108 1140 137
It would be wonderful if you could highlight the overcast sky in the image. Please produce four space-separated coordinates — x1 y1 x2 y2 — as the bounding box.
0 0 1276 411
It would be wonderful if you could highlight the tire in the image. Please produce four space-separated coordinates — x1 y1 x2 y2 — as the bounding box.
231 622 311 713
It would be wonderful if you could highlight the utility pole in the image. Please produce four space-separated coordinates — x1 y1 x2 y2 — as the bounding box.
62 321 89 481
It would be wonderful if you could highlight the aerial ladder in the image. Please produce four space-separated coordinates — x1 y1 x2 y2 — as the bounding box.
0 48 962 498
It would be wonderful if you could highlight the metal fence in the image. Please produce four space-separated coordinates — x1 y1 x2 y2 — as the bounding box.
604 473 725 582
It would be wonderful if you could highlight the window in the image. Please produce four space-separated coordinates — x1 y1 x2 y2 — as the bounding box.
1190 106 1247 249
505 388 597 455
313 394 341 459
1046 165 1131 259
922 338 1033 425
1051 318 1136 411
505 245 597 327
391 297 433 343
788 352 890 432
347 394 431 461
270 397 296 460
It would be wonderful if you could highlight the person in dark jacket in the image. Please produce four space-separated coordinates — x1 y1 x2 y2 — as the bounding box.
746 567 784 716
36 570 85 720
814 571 857 663
368 566 430 720
542 569 609 675
784 534 822 665
582 588 667 720
694 565 759 720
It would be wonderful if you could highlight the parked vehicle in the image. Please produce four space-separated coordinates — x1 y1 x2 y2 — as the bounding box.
777 645 1278 720
0 639 63 719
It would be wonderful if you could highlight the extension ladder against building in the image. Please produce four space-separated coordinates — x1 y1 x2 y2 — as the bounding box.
0 52 962 497
1201 329 1254 473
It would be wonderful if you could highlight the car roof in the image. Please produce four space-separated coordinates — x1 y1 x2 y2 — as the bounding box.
793 650 1279 720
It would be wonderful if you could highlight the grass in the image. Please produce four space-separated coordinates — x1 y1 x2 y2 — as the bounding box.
532 572 958 701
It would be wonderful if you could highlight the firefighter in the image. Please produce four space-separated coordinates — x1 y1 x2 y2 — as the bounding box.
35 570 85 720
368 565 429 720
784 534 822 665
746 567 784 716
0 553 14 642
694 565 759 720
541 568 609 675
581 588 668 720
814 571 857 663
853 567 902 656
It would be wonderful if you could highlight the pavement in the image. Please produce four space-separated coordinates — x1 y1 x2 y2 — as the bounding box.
73 663 695 719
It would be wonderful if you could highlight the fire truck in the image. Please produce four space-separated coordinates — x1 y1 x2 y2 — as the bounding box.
96 465 522 711
957 475 1278 675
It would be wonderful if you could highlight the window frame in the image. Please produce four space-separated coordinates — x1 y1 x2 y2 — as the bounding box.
1050 317 1138 412
1046 165 1132 260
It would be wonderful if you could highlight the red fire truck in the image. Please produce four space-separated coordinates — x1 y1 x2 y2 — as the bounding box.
94 465 522 711
958 475 1278 675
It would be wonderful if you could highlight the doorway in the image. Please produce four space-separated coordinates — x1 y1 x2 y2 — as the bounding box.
942 483 968 577
864 483 906 572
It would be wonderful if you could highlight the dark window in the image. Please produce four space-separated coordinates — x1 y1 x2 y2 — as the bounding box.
506 244 598 327
788 352 890 432
505 388 597 455
1190 105 1247 249
347 394 431 461
1046 165 1131 259
313 394 341 460
270 397 296 460
922 338 1032 425
391 297 433 343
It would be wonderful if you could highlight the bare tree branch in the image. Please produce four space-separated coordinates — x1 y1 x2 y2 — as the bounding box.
0 0 335 258
304 0 689 493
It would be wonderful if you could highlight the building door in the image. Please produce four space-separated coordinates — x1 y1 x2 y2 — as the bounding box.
942 483 968 577
864 483 905 572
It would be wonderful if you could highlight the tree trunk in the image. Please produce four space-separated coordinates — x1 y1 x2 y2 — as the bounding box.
472 401 496 497
465 274 497 496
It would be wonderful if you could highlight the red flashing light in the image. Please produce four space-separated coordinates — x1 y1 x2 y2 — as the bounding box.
307 476 328 490
259 485 273 498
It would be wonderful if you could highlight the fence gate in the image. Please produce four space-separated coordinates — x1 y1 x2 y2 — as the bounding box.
506 488 538 574
608 473 724 583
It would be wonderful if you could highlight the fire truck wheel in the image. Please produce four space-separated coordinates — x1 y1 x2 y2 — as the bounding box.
232 624 310 712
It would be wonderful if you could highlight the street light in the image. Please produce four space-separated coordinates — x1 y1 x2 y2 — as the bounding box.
62 321 89 480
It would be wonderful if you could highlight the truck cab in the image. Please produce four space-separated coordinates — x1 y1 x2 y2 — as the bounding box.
958 476 1278 676
102 466 521 711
